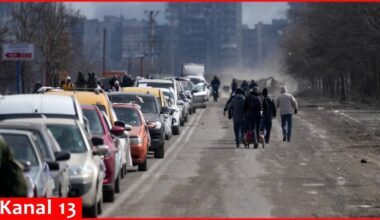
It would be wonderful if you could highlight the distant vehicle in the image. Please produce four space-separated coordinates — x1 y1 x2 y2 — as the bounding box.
182 63 205 76
113 103 149 171
192 83 209 109
0 129 55 198
122 87 173 139
21 118 106 217
0 121 71 197
82 104 127 202
108 92 169 159
160 88 182 135
0 94 86 126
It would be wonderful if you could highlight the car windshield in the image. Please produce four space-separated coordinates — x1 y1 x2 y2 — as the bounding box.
2 134 38 166
139 82 173 89
83 109 105 136
114 107 142 127
180 81 193 91
109 95 158 114
189 78 203 85
193 84 206 92
47 124 87 153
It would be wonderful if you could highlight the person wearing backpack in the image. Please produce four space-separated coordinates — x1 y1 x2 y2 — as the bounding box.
277 86 298 142
224 89 246 148
262 88 276 143
244 87 263 148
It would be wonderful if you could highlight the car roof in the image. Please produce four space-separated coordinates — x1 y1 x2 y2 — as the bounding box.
110 91 155 98
138 79 173 83
0 94 76 115
47 90 109 106
3 117 77 125
122 87 161 96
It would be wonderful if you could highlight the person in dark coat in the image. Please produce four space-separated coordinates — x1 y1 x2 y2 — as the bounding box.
244 87 263 148
261 88 276 143
224 89 246 148
240 80 249 92
249 80 258 90
231 78 238 95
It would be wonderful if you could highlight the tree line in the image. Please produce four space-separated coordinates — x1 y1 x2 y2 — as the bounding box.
282 3 380 104
0 3 82 93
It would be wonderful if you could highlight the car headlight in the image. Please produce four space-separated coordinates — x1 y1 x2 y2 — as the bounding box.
154 121 162 129
69 165 93 178
130 136 142 145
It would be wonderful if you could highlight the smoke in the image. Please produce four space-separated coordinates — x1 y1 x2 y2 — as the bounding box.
218 52 299 96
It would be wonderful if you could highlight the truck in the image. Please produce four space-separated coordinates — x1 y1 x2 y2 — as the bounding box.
182 63 206 76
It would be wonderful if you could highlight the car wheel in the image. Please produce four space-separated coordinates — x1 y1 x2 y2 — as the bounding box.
184 114 188 122
193 108 196 113
123 163 128 176
103 187 115 202
120 166 125 179
83 196 98 218
180 119 184 126
154 143 165 159
115 174 120 193
172 126 180 135
97 189 103 215
138 158 148 171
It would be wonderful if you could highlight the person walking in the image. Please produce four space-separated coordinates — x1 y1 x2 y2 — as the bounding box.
244 87 263 148
224 89 246 148
231 78 238 95
261 88 276 143
249 80 258 90
112 80 121 92
277 86 298 142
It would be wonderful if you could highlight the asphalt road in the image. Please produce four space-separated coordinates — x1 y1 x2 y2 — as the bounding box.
101 98 380 217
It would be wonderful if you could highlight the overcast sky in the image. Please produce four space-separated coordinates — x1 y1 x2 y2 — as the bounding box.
68 3 289 28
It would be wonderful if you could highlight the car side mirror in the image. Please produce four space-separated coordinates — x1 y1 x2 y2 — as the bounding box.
111 126 125 136
54 151 71 161
161 106 171 115
47 161 60 171
93 145 109 156
125 124 132 132
114 120 125 128
91 136 104 146
20 161 31 172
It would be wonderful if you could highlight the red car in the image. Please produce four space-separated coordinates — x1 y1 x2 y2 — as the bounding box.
112 103 149 171
81 104 125 202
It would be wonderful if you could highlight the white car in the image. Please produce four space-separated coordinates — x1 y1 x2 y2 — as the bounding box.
192 83 209 109
160 88 182 135
0 94 86 126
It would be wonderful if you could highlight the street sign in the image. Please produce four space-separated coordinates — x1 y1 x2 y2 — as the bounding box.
2 43 34 61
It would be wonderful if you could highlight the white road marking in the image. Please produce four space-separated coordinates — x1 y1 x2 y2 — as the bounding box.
302 183 325 187
101 109 205 217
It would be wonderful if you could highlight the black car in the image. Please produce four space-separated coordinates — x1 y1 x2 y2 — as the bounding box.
108 92 168 158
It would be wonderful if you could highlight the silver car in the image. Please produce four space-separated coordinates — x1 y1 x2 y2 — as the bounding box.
0 121 71 197
16 118 106 218
0 129 55 197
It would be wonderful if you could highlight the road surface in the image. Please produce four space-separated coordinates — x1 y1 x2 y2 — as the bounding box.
101 98 380 217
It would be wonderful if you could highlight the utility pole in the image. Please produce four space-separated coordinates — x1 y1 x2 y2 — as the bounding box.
103 28 107 75
144 10 159 74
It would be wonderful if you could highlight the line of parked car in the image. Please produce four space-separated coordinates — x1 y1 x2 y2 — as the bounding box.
0 75 210 218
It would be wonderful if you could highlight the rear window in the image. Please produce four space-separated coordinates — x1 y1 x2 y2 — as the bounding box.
109 95 158 114
139 82 173 89
114 107 142 127
48 124 87 153
2 134 39 166
83 109 105 136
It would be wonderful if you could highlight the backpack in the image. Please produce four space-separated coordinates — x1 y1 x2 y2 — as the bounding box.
246 95 262 114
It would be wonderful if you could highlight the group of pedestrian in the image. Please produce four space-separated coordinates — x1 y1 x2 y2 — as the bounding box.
224 78 298 148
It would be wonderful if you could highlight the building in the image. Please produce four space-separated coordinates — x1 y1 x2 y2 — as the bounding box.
166 3 242 74
241 19 288 69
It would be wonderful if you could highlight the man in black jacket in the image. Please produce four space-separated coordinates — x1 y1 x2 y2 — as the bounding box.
262 88 276 143
244 87 263 148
